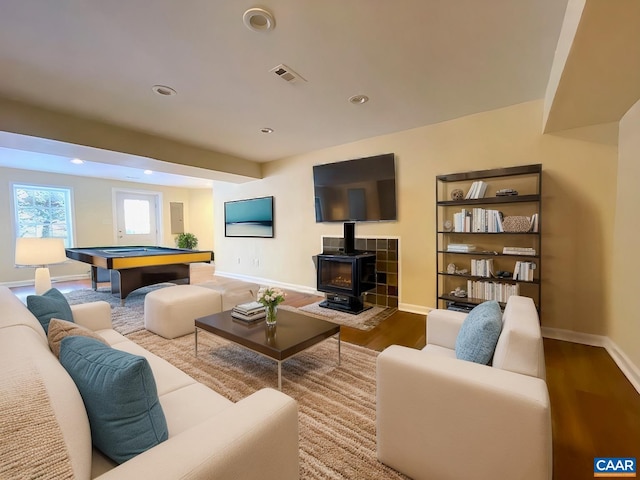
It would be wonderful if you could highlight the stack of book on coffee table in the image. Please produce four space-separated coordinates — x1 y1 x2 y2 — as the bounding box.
231 301 266 323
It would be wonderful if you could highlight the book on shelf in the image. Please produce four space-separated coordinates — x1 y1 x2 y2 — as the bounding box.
502 246 536 256
475 181 488 199
467 279 520 303
452 207 503 233
513 261 535 281
464 181 487 200
447 243 476 252
453 209 472 232
464 182 478 200
471 258 494 278
530 213 539 233
472 207 482 232
496 211 504 232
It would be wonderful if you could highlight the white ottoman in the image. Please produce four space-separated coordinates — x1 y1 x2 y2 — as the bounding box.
144 285 222 339
198 277 260 311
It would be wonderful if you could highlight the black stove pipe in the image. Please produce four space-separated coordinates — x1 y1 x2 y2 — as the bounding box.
344 222 355 255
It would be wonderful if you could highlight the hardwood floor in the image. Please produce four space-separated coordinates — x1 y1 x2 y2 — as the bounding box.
12 279 640 479
544 338 640 479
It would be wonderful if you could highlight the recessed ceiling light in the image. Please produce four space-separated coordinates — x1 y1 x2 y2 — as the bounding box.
70 158 84 165
152 85 177 96
348 94 369 105
260 127 274 134
144 170 153 175
243 7 275 32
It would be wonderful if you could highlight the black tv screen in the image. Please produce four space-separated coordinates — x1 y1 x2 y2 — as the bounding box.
313 153 397 222
224 196 274 238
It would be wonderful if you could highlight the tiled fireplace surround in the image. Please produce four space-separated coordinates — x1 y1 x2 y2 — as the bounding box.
320 236 399 309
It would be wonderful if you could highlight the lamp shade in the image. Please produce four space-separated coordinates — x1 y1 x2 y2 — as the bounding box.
15 238 67 266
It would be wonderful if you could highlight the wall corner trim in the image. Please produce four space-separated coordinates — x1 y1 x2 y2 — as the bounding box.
542 326 640 394
399 303 431 316
602 336 640 395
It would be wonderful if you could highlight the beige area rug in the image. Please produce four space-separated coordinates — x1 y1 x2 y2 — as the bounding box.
64 284 175 335
286 302 397 331
127 328 408 479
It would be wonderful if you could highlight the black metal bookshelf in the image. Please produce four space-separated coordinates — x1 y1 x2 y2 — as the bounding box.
436 164 542 313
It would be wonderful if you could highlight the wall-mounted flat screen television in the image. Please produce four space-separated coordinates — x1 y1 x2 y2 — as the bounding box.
313 153 397 222
224 196 274 238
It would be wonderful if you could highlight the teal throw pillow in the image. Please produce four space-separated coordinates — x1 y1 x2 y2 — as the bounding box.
59 336 168 464
455 300 503 365
26 288 74 333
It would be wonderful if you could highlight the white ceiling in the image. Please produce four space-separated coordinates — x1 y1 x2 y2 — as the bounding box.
0 0 581 186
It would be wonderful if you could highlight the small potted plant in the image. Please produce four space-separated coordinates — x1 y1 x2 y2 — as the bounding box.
176 232 198 250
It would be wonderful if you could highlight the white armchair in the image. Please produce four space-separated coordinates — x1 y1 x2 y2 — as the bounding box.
376 296 552 480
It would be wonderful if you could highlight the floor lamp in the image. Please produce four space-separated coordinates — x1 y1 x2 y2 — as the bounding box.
15 238 67 295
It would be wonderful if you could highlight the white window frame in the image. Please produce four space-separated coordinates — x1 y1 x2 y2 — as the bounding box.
12 183 76 248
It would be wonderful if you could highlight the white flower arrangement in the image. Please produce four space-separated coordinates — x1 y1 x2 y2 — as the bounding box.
257 286 286 308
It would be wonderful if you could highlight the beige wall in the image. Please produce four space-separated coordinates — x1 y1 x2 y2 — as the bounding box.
187 188 215 252
214 99 618 335
0 167 214 284
610 99 640 371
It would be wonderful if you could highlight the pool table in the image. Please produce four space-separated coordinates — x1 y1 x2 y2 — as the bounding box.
65 246 214 304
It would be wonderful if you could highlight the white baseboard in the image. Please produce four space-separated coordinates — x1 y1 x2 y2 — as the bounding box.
602 337 640 395
542 326 640 394
541 326 606 347
0 273 90 289
54 274 91 283
213 271 321 296
399 303 431 316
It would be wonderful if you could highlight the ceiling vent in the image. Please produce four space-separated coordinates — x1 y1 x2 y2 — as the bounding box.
269 64 307 83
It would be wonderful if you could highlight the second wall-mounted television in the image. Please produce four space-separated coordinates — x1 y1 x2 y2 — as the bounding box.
313 153 397 223
224 196 274 238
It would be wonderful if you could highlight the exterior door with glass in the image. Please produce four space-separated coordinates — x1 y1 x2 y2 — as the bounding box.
114 191 159 245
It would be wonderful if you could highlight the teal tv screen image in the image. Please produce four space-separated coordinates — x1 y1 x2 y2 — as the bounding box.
224 196 274 238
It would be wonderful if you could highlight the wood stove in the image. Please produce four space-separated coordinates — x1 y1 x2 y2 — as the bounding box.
316 252 376 313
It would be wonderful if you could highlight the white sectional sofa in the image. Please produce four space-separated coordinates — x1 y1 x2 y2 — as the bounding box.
0 286 299 479
376 295 552 480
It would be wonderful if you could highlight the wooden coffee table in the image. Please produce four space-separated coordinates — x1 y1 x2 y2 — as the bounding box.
195 308 340 390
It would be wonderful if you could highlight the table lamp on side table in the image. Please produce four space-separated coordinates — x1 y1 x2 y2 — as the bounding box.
15 237 67 295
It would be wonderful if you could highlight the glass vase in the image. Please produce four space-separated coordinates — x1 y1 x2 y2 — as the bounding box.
265 304 278 325
265 323 277 345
